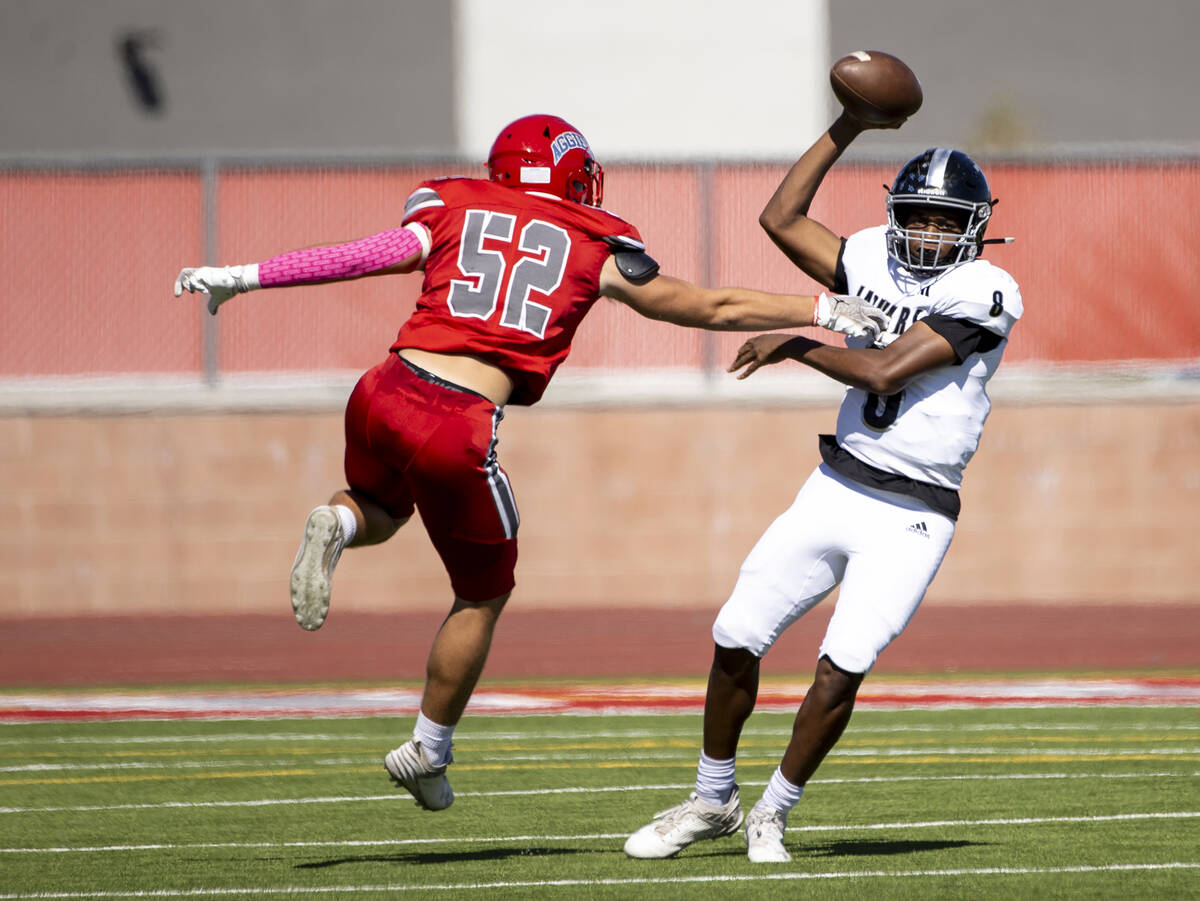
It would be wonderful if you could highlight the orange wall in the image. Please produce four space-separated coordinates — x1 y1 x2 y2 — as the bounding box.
3 160 1198 377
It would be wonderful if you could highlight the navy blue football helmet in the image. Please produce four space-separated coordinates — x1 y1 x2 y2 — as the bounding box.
885 148 994 275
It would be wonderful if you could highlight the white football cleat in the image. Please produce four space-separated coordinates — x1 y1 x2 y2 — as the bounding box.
289 506 344 631
744 804 791 863
384 740 454 811
624 787 744 858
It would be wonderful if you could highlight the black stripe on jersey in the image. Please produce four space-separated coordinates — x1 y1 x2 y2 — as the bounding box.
920 313 1004 364
832 238 850 294
818 434 961 521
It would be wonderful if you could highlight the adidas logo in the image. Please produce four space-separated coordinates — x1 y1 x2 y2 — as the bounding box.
906 521 930 537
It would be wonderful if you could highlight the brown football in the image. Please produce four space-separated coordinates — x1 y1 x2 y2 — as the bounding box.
830 50 923 125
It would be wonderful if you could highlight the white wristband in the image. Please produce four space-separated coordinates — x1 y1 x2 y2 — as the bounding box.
230 263 260 292
813 292 828 327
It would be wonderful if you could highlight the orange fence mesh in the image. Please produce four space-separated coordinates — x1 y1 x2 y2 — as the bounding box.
3 159 1198 378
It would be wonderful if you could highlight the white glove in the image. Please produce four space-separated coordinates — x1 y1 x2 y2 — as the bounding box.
814 292 888 341
174 264 260 315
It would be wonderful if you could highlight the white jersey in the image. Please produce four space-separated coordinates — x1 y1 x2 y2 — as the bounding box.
833 225 1022 491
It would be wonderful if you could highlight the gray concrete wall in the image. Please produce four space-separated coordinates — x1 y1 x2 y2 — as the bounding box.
0 0 456 155
5 1 1197 158
829 0 1200 156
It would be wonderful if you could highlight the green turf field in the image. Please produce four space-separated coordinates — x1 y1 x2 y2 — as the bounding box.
1 704 1197 899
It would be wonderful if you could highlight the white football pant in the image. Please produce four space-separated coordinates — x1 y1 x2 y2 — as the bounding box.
713 464 955 674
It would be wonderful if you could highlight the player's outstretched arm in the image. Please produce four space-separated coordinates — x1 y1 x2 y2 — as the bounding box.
729 321 956 391
597 256 884 339
758 113 866 289
173 224 428 315
174 265 259 316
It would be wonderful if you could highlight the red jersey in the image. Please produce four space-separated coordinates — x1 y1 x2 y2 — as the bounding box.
393 177 644 405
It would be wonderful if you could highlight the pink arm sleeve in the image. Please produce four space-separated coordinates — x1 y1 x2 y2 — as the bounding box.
257 226 425 288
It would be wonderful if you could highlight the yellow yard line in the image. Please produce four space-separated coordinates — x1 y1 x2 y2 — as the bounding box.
4 750 1197 787
7 733 1196 763
0 769 317 787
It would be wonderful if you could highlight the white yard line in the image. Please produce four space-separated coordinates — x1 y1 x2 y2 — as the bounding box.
0 862 1197 898
0 776 1194 815
0 811 1197 854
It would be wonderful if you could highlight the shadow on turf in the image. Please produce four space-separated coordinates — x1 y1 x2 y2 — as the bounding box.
293 839 980 869
618 839 983 863
295 847 582 868
805 838 981 857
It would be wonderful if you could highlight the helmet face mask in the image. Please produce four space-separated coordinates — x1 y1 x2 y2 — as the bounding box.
487 114 604 206
885 148 993 276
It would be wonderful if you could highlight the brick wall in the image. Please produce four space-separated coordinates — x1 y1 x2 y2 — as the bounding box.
4 401 1197 618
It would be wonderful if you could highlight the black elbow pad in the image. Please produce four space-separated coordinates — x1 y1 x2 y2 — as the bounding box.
614 249 660 281
603 234 660 282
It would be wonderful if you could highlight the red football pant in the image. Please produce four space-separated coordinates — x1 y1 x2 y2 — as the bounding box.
343 353 518 602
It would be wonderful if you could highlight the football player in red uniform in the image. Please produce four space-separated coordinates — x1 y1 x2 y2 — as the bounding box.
175 114 885 812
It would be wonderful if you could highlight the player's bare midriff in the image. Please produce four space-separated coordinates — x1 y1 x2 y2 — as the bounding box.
397 348 514 406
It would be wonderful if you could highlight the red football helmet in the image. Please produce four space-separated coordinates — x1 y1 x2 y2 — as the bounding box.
487 114 604 206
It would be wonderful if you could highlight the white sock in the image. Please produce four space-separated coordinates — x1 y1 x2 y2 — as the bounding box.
332 504 357 544
412 712 455 767
694 752 737 805
758 767 804 815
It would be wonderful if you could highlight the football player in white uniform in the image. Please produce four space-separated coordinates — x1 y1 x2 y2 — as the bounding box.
625 114 1021 863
